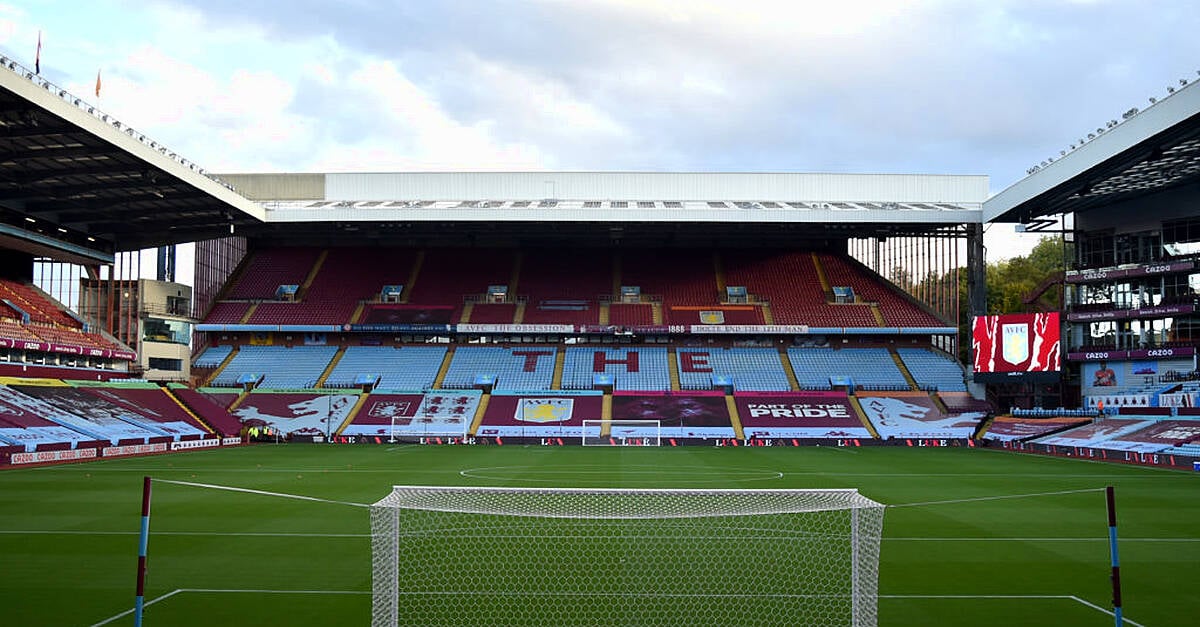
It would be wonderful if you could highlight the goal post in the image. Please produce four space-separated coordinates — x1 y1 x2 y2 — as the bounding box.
370 486 886 627
582 419 661 446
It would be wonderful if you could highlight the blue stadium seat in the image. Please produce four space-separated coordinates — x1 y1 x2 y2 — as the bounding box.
442 346 558 391
323 345 448 390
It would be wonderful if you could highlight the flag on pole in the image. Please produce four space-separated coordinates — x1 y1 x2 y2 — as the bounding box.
34 31 41 74
95 69 101 97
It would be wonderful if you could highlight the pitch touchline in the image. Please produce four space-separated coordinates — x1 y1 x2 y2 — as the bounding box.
90 590 1146 627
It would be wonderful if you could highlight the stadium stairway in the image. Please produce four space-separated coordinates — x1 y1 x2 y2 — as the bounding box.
348 301 368 324
316 347 347 388
513 301 526 323
298 250 328 299
161 386 215 435
778 347 801 391
206 346 241 386
552 349 566 389
602 393 613 421
652 302 663 324
401 251 424 303
598 302 610 324
668 348 682 390
468 393 490 436
460 302 475 323
870 305 886 326
848 395 881 438
238 304 257 324
433 346 456 389
726 395 745 440
890 351 920 390
334 393 369 436
929 391 949 414
811 252 832 293
761 303 775 325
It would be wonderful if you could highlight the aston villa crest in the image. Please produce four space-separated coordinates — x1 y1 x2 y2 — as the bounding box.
1001 323 1029 365
516 398 574 423
699 310 725 325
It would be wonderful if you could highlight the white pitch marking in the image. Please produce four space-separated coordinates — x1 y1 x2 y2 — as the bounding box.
88 589 184 627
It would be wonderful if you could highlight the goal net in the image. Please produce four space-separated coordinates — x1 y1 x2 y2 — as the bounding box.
582 419 661 446
370 486 885 627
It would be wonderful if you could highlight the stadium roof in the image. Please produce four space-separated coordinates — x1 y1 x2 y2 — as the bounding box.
0 56 263 256
984 77 1200 224
217 171 987 247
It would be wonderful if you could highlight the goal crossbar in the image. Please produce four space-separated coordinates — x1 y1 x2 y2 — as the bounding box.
371 486 885 626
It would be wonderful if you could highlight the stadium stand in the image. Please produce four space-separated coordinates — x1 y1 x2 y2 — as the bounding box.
441 346 557 391
170 387 243 436
619 249 719 306
405 248 516 322
203 301 252 324
517 249 610 325
467 303 517 324
247 247 418 325
211 345 338 388
608 303 654 326
896 348 968 391
722 249 868 327
78 384 212 434
787 347 908 390
562 347 671 391
223 247 320 299
816 254 944 327
323 345 448 390
676 347 791 391
194 345 234 369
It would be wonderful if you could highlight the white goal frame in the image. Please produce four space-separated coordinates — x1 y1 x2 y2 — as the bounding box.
370 485 886 627
581 419 661 446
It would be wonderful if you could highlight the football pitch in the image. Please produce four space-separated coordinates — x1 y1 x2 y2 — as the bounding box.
1 444 1197 626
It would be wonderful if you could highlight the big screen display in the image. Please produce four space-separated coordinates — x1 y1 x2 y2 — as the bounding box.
971 312 1061 383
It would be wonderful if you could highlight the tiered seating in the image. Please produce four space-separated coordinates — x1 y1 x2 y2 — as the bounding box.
441 346 557 391
323 346 448 390
171 387 242 436
247 247 418 325
897 348 967 391
406 248 516 322
81 384 210 433
562 347 670 391
676 348 791 391
26 324 112 349
0 279 80 327
211 345 339 388
817 254 944 327
787 348 908 390
620 249 718 306
467 303 516 324
0 385 95 450
608 303 654 326
194 345 233 369
518 249 610 325
224 247 320 299
0 319 40 341
723 250 876 327
203 301 251 324
6 384 161 444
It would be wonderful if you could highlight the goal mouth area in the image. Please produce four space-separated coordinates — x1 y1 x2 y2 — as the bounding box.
373 486 886 519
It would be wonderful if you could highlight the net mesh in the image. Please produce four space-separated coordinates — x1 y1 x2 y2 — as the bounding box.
371 487 884 627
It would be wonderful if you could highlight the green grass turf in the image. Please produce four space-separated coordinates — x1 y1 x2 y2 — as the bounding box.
1 444 1197 626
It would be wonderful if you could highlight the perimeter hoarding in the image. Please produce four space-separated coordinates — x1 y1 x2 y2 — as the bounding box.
972 312 1061 383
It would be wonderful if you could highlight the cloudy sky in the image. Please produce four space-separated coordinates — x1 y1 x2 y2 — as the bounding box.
3 0 1200 258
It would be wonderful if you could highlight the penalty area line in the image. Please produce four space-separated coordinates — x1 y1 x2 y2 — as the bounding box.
880 594 1146 627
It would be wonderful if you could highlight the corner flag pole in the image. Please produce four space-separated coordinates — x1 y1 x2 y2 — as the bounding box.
1106 485 1123 627
135 475 152 627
